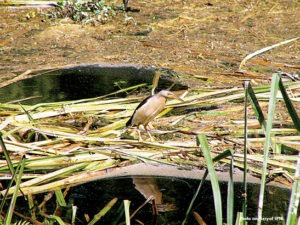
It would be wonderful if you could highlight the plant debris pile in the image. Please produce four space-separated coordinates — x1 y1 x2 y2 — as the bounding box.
50 0 115 24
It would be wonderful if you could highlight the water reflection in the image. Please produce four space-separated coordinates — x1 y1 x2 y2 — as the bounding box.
69 176 291 225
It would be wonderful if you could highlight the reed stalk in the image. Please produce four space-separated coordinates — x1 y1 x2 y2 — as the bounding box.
124 200 131 225
239 37 300 70
243 81 249 224
45 215 65 225
4 157 25 225
257 73 280 225
87 198 118 225
278 78 300 132
0 134 15 175
197 133 222 225
227 149 235 225
286 151 300 224
182 135 233 225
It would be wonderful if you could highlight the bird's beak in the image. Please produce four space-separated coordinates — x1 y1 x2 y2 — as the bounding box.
169 92 184 102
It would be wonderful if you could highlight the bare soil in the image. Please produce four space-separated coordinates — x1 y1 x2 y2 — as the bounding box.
1 0 299 86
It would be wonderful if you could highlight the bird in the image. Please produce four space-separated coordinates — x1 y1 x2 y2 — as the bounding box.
126 90 184 141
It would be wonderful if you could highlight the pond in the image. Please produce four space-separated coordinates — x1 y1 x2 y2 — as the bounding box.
0 64 186 105
14 175 290 225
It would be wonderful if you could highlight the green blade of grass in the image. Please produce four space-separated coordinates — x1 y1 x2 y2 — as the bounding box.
181 168 208 225
27 194 36 220
0 135 29 219
246 82 276 150
55 189 67 207
45 215 66 225
211 149 235 162
0 134 15 175
4 156 25 225
286 151 300 224
257 73 280 225
227 149 234 225
111 201 126 225
19 103 34 122
247 83 266 129
124 200 131 225
243 81 249 225
235 212 244 225
278 78 300 132
182 148 232 225
0 161 18 213
72 205 77 225
87 198 118 225
197 133 222 225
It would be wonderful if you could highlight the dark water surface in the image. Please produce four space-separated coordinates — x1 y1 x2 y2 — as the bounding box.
0 65 185 105
63 176 289 225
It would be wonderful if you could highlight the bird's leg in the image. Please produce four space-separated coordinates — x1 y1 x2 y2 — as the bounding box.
147 130 153 142
147 122 154 130
145 124 154 142
137 125 143 142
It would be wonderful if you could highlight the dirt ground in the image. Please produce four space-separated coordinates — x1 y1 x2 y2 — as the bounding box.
0 0 299 87
0 0 299 150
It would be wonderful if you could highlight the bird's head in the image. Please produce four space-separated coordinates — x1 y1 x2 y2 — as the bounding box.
159 90 184 102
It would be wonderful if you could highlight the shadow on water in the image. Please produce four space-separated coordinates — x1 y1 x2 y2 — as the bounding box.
0 64 186 105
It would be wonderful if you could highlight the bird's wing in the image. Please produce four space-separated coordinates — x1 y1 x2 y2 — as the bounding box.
141 96 166 125
126 95 152 127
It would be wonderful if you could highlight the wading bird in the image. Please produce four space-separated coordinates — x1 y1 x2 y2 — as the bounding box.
126 90 184 141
